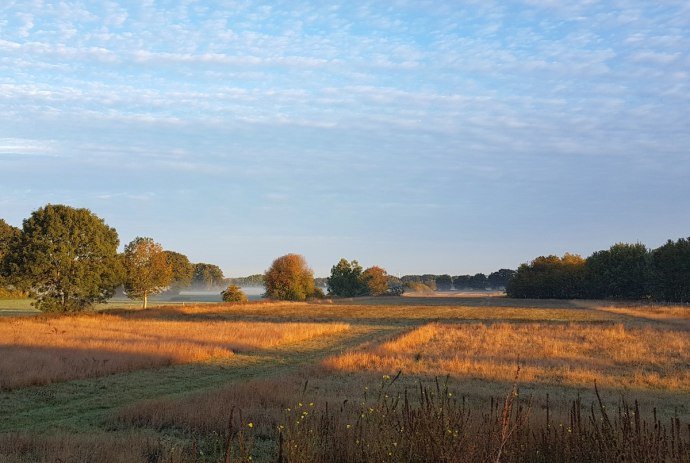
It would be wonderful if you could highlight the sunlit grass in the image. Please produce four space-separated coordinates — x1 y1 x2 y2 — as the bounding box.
0 313 348 390
324 322 690 391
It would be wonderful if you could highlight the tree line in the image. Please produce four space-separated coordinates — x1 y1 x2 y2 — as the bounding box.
398 270 516 291
506 240 690 302
0 205 228 311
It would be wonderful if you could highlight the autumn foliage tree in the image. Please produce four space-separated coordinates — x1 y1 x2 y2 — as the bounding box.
362 266 389 296
123 237 173 309
263 253 315 301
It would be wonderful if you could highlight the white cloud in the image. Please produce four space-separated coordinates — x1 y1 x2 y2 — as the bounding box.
0 138 55 156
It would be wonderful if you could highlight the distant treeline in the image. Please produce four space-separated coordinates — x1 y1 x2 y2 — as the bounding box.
507 238 690 302
227 270 517 292
397 269 516 291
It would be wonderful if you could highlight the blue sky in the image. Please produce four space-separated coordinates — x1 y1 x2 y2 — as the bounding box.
1 1 689 277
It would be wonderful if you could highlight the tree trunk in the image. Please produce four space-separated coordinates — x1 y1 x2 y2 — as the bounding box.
143 292 148 309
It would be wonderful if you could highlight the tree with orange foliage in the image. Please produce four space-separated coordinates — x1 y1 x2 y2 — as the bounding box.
123 237 173 308
362 266 389 296
263 253 315 301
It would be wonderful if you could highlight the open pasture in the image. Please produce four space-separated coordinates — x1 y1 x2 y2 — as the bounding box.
1 295 689 462
0 312 349 390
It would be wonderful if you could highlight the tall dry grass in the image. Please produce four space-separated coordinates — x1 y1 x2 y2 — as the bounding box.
278 378 690 463
0 314 348 390
325 322 690 391
0 433 185 463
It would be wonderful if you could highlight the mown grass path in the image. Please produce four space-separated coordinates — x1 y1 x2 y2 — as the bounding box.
0 324 404 434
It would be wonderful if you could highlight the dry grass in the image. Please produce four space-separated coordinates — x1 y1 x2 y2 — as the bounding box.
0 313 348 390
0 433 186 463
123 300 611 325
325 322 690 391
596 304 690 324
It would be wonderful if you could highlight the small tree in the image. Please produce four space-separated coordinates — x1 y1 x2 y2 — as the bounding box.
264 253 315 301
4 205 120 312
221 285 248 303
123 237 173 309
362 266 389 296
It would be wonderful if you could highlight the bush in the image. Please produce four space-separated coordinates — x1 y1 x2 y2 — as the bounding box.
221 285 248 303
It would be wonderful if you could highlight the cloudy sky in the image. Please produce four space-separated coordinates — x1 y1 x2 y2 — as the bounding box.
1 1 689 277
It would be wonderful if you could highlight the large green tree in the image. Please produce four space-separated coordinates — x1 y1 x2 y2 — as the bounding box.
327 258 366 297
5 205 120 312
192 263 225 289
264 253 315 301
123 237 173 309
163 250 194 294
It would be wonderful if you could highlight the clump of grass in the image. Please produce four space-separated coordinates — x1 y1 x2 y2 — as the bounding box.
277 376 690 463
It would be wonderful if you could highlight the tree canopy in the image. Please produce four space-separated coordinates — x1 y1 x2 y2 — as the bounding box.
123 237 173 309
435 274 453 291
163 250 194 294
192 263 224 289
0 219 20 285
584 243 650 299
362 266 389 296
263 253 315 301
507 254 586 299
327 258 366 297
487 269 517 289
650 238 690 302
4 205 120 312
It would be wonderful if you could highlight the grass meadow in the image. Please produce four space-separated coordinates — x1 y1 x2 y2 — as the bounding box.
1 294 688 462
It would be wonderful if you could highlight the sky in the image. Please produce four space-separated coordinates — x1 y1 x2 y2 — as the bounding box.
1 1 689 277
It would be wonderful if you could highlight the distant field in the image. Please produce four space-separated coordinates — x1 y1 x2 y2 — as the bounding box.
1 294 688 462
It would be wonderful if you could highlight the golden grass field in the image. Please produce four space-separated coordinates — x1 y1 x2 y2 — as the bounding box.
325 321 690 390
1 295 689 462
0 313 349 390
